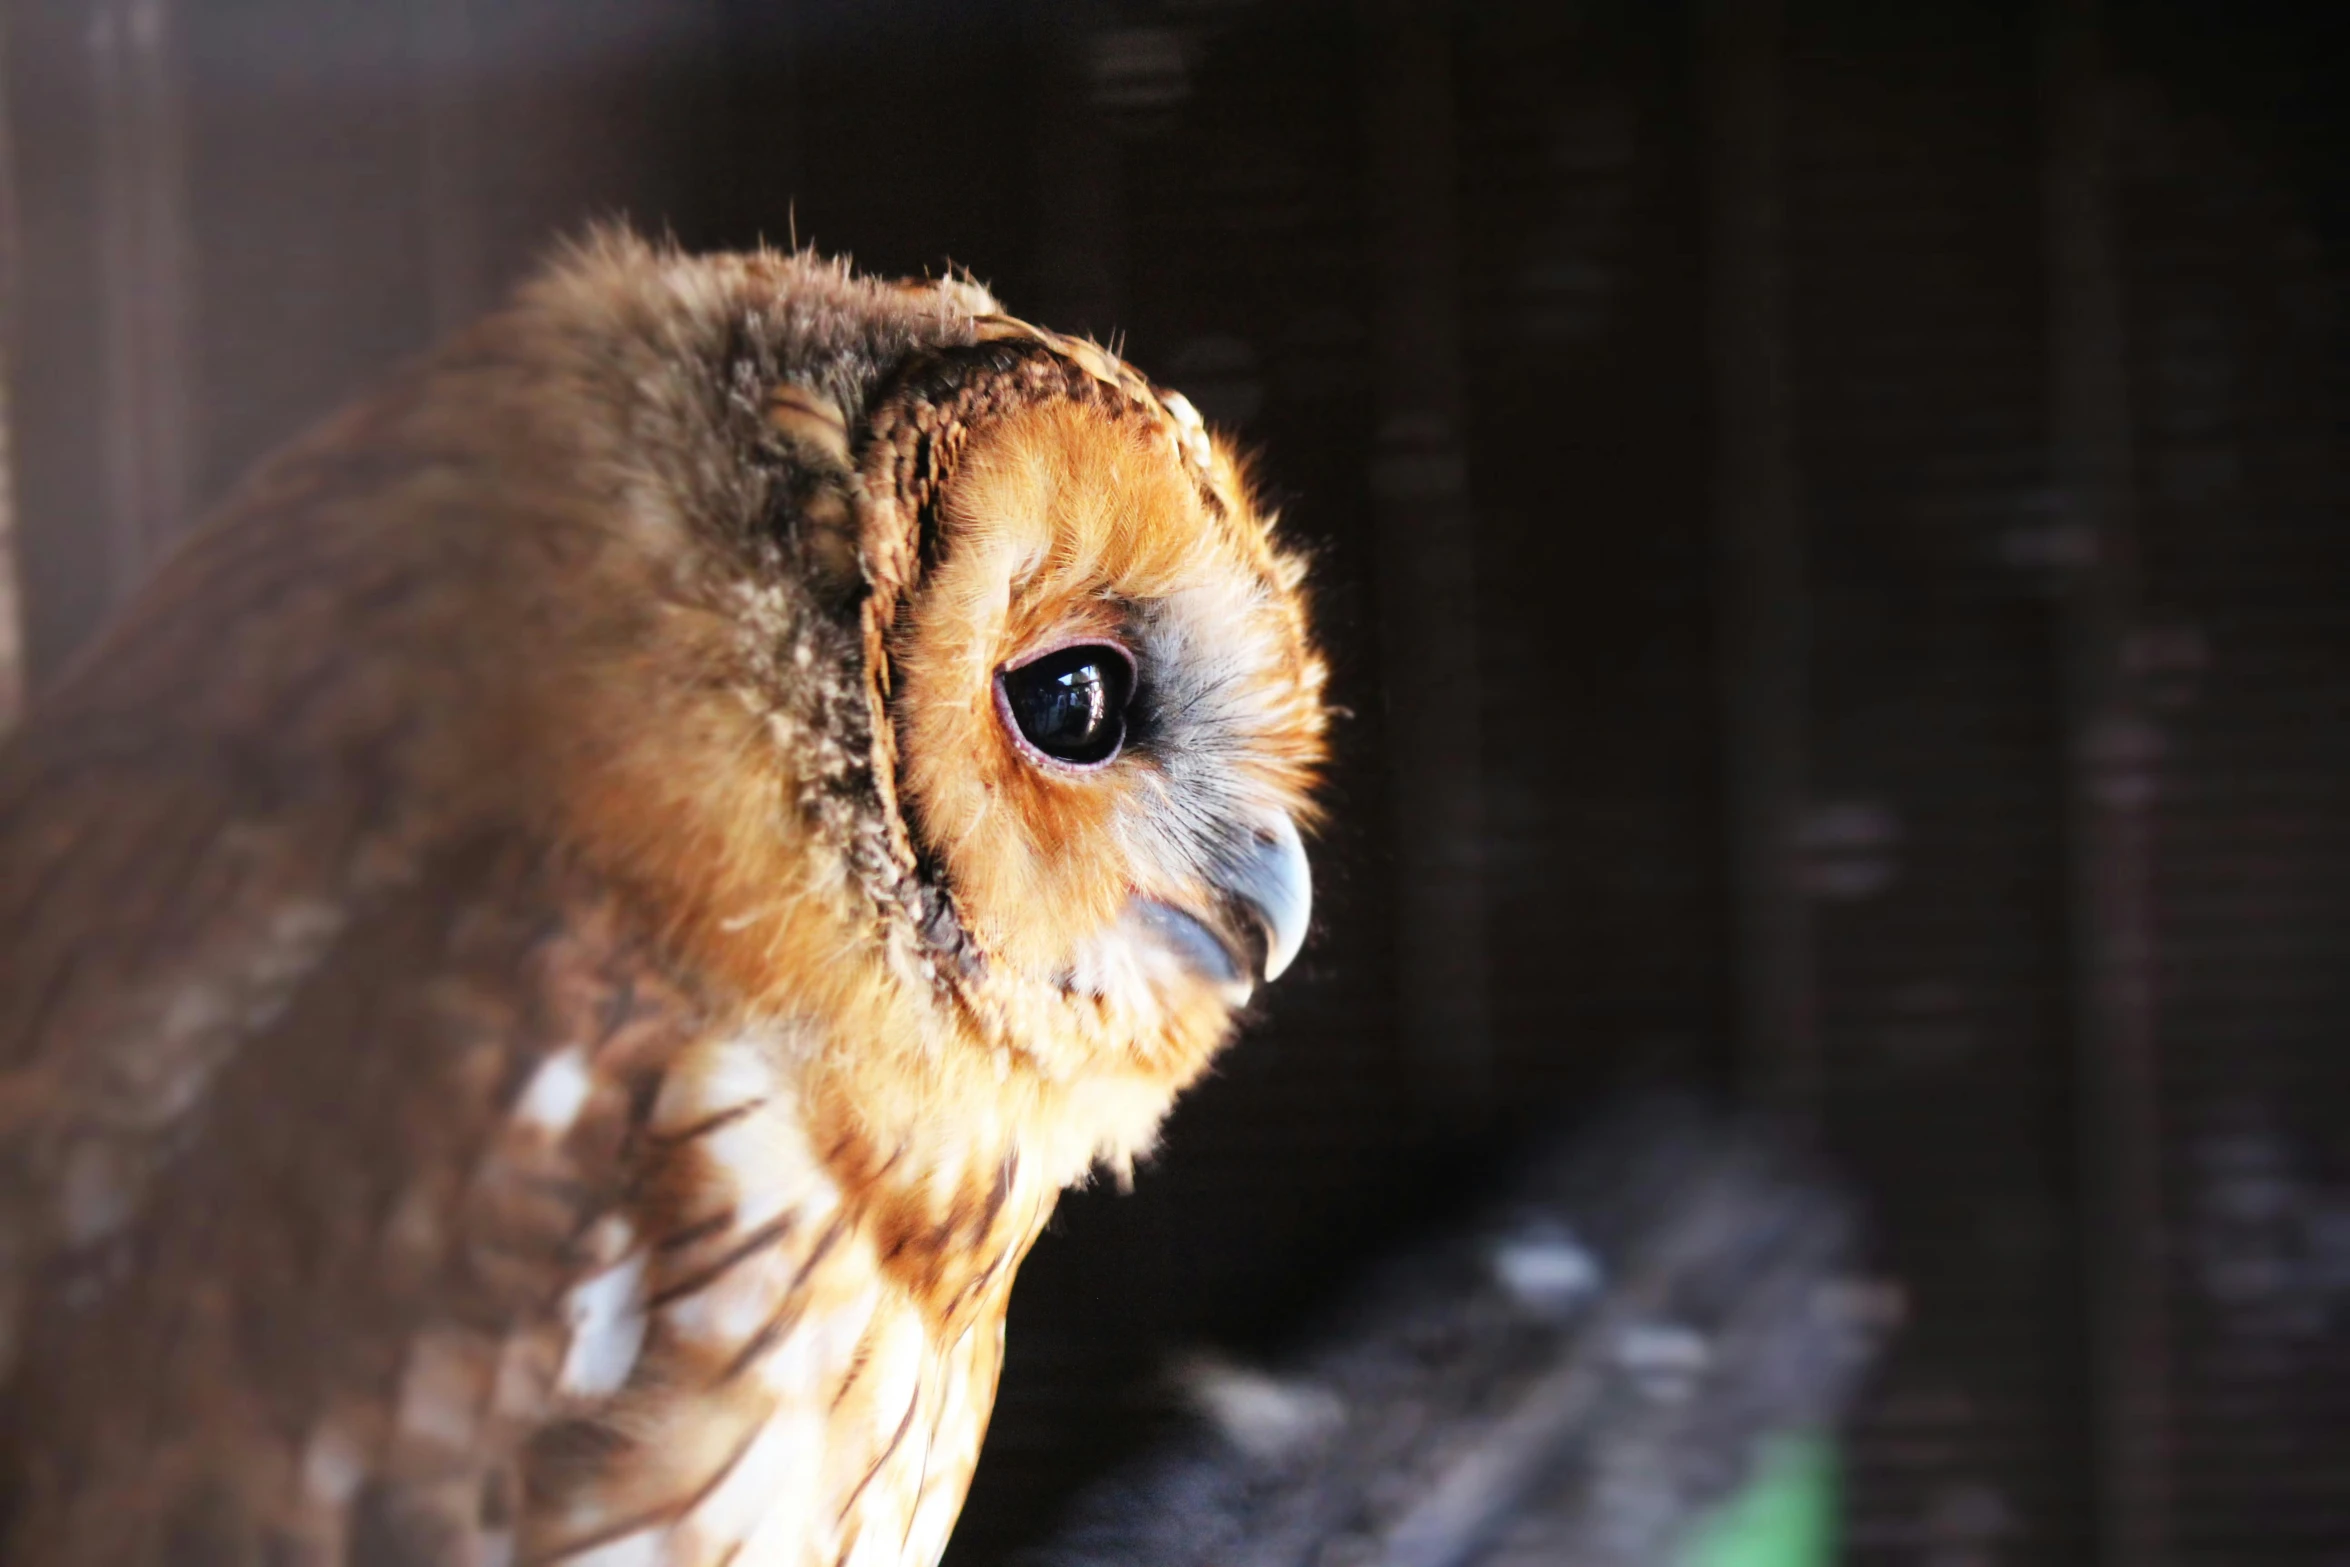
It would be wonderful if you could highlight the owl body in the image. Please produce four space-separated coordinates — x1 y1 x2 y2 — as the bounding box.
0 239 1324 1566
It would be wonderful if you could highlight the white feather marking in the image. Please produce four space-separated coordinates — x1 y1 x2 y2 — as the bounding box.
660 1279 761 1349
661 1213 836 1352
647 1026 796 1139
898 1335 976 1567
382 1180 446 1266
299 1421 368 1506
699 1102 835 1233
752 1281 880 1402
860 1312 928 1458
491 1330 560 1424
57 1141 134 1248
582 1213 637 1269
684 1408 822 1558
653 1097 839 1358
902 1482 965 1567
263 898 345 962
240 900 347 1031
559 1251 648 1398
561 1525 668 1567
396 1330 487 1451
514 1047 594 1136
158 984 234 1045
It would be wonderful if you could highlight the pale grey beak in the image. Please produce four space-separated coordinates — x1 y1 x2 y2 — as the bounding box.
1221 812 1312 984
1133 813 1313 992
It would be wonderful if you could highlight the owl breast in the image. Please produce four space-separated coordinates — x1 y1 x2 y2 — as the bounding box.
531 1026 1047 1567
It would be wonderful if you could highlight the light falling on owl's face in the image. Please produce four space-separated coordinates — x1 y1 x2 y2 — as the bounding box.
888 395 1325 1066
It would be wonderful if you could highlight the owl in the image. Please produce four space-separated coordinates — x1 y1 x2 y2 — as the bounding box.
0 234 1326 1567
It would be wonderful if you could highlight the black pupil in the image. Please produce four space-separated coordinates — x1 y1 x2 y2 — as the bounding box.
1001 645 1133 765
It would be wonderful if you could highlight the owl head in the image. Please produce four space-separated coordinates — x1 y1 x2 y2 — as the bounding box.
859 326 1327 1060
508 237 1326 1167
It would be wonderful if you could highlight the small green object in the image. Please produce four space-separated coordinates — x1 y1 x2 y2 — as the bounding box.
1675 1434 1838 1567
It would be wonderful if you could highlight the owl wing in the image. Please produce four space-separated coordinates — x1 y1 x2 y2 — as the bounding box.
0 317 1018 1566
0 683 715 1565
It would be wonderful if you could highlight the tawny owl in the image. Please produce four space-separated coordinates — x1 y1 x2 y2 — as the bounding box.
0 234 1326 1567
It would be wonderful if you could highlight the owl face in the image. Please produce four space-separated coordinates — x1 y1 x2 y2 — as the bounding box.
517 245 1324 1131
890 397 1323 1051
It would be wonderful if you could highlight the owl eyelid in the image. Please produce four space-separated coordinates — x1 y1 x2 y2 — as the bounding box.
997 633 1137 678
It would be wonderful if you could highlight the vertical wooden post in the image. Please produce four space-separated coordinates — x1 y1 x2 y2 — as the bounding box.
1027 0 1124 342
1359 0 1491 1137
0 12 25 730
88 0 192 597
415 0 492 337
2042 3 2171 1561
1702 0 1816 1121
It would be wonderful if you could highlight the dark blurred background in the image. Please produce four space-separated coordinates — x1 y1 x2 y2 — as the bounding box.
4 1 2348 1561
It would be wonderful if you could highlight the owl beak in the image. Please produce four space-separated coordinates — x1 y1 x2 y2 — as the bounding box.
1132 815 1312 995
1220 812 1313 985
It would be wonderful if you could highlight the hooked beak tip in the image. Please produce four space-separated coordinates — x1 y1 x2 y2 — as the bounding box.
1234 814 1312 985
1130 814 1314 997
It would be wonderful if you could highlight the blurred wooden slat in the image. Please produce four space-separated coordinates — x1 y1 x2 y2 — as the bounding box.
1359 0 1493 1139
4 0 735 683
1026 0 1123 341
414 0 490 335
0 13 21 731
89 0 193 599
2042 2 2172 1562
1702 0 1816 1123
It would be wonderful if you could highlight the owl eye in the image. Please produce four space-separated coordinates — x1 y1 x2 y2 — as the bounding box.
995 643 1136 768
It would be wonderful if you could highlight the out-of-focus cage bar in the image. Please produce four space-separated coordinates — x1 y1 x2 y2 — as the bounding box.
0 9 22 729
2043 3 2170 1559
3 1 2349 1563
